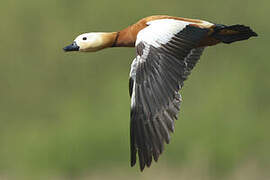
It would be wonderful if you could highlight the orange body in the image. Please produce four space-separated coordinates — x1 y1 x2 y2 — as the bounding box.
114 15 220 47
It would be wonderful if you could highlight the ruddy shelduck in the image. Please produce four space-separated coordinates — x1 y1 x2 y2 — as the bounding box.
64 15 257 171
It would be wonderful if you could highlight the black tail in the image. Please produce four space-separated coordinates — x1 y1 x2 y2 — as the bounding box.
212 24 258 44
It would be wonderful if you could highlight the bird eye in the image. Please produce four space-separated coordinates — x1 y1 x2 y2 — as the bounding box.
83 37 87 40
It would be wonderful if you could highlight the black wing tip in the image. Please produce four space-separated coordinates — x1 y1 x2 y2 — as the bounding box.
137 159 154 172
130 98 181 171
131 159 136 167
131 161 146 172
140 165 145 172
235 24 258 37
130 148 159 171
213 24 258 44
251 30 258 37
139 158 153 171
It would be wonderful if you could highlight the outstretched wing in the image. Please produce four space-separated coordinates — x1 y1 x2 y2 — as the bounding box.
129 19 209 171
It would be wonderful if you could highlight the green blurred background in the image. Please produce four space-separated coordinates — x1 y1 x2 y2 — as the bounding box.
0 0 269 179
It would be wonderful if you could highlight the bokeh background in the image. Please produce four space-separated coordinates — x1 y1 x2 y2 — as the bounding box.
0 0 269 179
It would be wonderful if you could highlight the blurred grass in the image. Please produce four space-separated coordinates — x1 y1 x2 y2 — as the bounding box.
0 0 269 179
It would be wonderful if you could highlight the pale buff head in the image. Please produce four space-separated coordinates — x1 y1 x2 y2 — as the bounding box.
64 32 116 52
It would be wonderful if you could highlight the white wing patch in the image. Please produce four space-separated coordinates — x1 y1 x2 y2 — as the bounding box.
136 19 191 48
130 57 139 108
129 57 138 78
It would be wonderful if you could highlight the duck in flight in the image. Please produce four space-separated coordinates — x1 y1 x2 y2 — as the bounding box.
63 15 257 171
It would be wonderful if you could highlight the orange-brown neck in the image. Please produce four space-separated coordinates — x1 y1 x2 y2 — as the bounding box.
113 23 147 47
112 17 154 47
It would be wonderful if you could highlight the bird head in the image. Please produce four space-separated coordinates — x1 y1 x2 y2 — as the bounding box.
63 32 113 52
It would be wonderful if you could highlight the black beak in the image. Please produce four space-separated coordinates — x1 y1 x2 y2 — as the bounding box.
63 42 79 52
